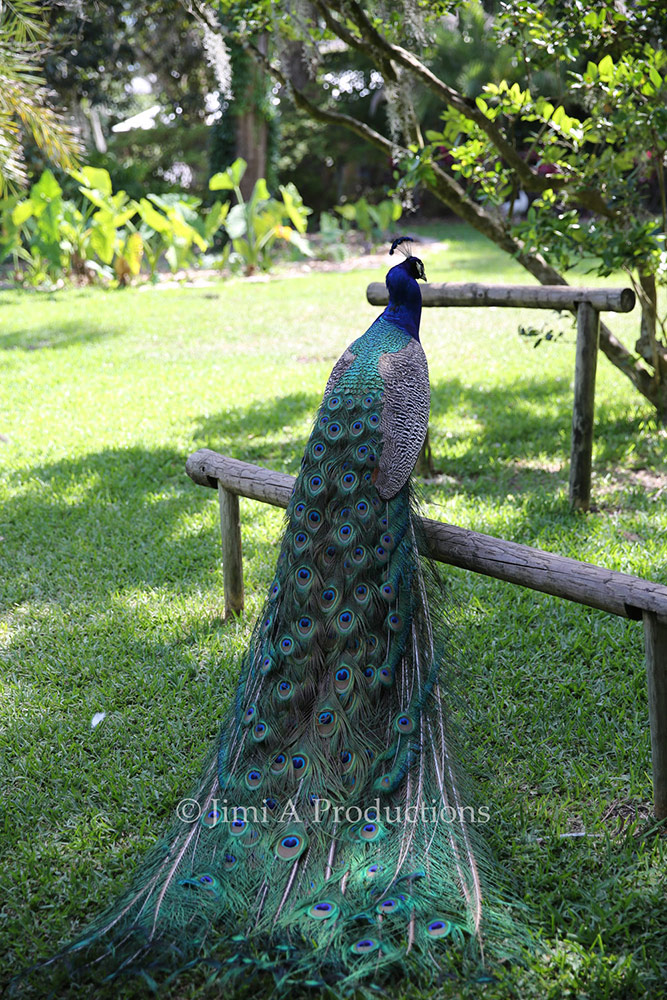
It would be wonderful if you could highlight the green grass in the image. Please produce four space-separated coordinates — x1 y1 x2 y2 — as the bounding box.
1 222 666 999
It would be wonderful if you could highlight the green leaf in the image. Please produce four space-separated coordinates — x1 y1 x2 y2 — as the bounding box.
279 182 311 234
111 205 138 228
123 231 144 276
137 198 171 233
225 204 248 240
89 221 116 264
249 177 270 209
165 245 179 273
335 204 357 222
285 230 313 257
229 157 247 187
80 166 113 195
11 201 33 226
203 202 230 239
425 129 444 142
598 54 614 80
32 169 62 201
209 172 235 192
79 188 108 211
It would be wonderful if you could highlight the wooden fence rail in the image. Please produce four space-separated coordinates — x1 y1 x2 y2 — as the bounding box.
186 448 667 820
367 281 636 512
365 281 636 313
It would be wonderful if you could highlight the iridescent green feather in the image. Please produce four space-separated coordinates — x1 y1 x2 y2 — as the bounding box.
12 263 528 999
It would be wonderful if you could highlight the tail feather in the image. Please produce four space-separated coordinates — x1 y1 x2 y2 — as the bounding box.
13 388 524 998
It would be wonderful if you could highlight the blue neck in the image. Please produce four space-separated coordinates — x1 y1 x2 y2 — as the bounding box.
381 262 422 341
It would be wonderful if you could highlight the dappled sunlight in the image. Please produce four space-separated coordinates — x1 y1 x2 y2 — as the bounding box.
1 234 665 998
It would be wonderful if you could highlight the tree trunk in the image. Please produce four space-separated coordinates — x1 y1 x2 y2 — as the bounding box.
235 35 269 199
235 106 267 199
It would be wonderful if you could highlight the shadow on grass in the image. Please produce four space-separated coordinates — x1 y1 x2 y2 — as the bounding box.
0 444 278 612
1 389 329 616
0 318 123 352
3 403 666 998
428 374 643 499
192 390 320 471
0 378 650 631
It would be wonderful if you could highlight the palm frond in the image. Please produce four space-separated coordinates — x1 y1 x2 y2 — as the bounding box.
0 0 80 196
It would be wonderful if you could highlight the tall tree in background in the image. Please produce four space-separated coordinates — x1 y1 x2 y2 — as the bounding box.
208 37 277 197
0 0 79 195
206 0 667 419
42 0 224 197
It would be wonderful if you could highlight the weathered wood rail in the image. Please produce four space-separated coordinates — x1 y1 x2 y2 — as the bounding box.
186 448 667 819
367 281 636 512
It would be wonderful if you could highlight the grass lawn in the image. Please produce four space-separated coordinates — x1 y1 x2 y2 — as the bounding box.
1 222 666 998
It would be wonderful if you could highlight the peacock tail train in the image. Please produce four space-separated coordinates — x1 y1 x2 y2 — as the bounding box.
13 245 522 998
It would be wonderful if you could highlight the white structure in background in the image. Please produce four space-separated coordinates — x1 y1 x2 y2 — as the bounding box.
500 189 530 217
112 104 161 133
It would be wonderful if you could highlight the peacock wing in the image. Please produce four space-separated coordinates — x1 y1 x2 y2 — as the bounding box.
374 339 430 500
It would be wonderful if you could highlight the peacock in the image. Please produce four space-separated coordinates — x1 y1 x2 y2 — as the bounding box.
13 238 520 998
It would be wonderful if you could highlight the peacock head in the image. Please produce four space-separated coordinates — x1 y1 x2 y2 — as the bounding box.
384 237 426 335
388 236 426 282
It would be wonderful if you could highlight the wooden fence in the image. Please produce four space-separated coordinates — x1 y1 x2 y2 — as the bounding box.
186 449 667 820
366 281 637 512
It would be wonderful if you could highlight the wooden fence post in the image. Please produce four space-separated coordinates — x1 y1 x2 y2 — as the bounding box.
189 451 667 816
218 483 244 620
643 611 667 820
569 302 600 510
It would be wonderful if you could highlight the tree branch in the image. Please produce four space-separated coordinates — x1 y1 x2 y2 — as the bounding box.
245 39 658 411
247 42 396 158
330 0 559 191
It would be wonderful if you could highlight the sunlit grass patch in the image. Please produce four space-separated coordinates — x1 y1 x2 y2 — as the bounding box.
0 222 665 998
